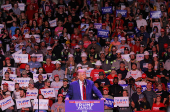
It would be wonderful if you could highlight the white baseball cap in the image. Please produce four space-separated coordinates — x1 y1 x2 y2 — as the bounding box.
25 34 30 38
77 64 82 68
12 36 17 40
68 54 73 58
81 52 87 57
56 61 61 64
144 51 149 55
116 49 121 54
121 37 126 41
75 45 80 49
95 60 102 66
130 51 135 55
19 42 24 46
47 46 52 50
153 54 158 57
100 51 105 54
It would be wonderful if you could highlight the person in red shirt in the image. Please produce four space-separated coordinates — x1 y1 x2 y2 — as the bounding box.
90 60 105 81
27 0 39 11
26 5 35 20
152 95 165 111
44 30 55 46
43 56 56 73
39 79 55 107
107 69 118 85
71 27 82 42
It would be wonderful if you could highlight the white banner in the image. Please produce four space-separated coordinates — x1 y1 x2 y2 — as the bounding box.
26 89 38 99
121 54 130 62
1 80 15 91
47 73 53 81
49 19 57 27
35 54 43 62
114 97 129 107
40 88 55 98
83 68 94 77
30 35 40 43
1 4 12 10
15 78 30 87
33 74 47 82
16 98 31 109
136 54 144 61
9 74 17 81
13 54 28 63
33 99 49 110
18 3 25 11
0 96 14 111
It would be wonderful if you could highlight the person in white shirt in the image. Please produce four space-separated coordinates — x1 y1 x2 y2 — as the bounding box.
26 79 38 99
126 63 142 85
51 74 63 99
12 83 21 99
136 13 147 30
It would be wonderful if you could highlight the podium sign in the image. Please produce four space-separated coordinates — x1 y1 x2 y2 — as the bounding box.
65 100 104 112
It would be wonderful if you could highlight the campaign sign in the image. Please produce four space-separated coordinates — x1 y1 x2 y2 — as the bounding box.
12 50 22 58
167 83 170 92
15 78 30 87
94 23 102 30
85 68 94 77
47 73 53 81
49 19 57 27
101 7 113 14
26 89 38 99
1 80 15 91
136 54 144 61
119 84 128 89
65 100 104 112
116 10 127 17
0 96 14 111
34 99 49 110
40 88 55 98
150 11 161 19
80 23 89 31
97 29 109 38
13 54 28 63
141 85 147 92
0 24 4 33
114 97 129 107
1 4 12 10
18 3 25 11
35 54 43 62
16 98 31 109
121 54 130 62
3 67 16 76
33 74 47 82
9 74 17 81
104 98 114 108
30 35 40 43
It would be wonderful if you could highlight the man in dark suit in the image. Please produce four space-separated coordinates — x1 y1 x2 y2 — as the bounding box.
65 69 105 100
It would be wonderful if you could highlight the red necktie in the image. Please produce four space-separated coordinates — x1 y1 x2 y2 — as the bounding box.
82 82 86 100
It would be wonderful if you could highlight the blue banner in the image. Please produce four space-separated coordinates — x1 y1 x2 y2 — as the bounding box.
65 100 104 112
97 29 109 38
94 23 102 30
101 7 113 14
135 27 140 33
104 98 114 108
167 83 170 92
141 85 147 92
150 11 161 19
116 10 127 17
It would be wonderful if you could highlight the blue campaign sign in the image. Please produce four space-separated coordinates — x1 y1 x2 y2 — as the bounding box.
101 7 113 14
141 85 147 92
65 100 104 112
104 98 114 108
94 23 102 30
167 83 170 92
97 29 109 38
150 11 161 19
116 10 127 17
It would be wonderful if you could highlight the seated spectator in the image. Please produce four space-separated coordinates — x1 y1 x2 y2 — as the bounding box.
43 56 56 73
34 74 45 89
152 95 165 111
96 72 110 87
58 78 69 99
107 68 117 85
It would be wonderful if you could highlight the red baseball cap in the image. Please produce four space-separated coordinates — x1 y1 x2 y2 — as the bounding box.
128 23 133 27
81 18 85 22
164 43 168 49
102 23 106 26
5 57 10 60
118 26 123 30
2 82 8 86
136 85 142 88
127 38 131 41
94 4 98 6
161 29 165 32
116 18 120 21
54 74 59 78
103 87 109 91
58 94 63 97
142 73 146 79
94 11 98 13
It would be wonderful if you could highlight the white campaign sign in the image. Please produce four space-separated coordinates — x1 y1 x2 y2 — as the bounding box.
3 67 16 76
15 78 30 87
0 96 14 111
33 74 47 82
9 74 17 81
30 35 40 43
47 73 53 81
0 24 4 33
49 19 57 27
18 3 25 11
1 80 15 91
136 54 144 61
1 4 12 10
26 89 38 99
114 97 129 107
33 99 49 110
13 54 28 63
40 88 55 98
16 98 31 109
121 54 130 62
35 54 43 62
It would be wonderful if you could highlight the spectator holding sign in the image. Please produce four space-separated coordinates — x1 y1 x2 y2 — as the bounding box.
12 83 20 99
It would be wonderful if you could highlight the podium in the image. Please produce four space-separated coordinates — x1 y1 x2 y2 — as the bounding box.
65 100 104 112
